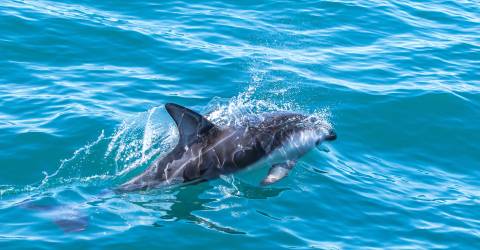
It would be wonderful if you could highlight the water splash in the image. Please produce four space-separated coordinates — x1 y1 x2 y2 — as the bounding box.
40 130 106 187
206 60 331 129
0 108 173 197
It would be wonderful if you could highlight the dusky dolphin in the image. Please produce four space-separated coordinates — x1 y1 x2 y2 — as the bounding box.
117 103 336 192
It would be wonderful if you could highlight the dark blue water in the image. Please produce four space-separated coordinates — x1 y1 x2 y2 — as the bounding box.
1 0 479 249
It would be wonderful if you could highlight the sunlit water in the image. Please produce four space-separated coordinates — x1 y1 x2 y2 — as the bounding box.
1 0 479 249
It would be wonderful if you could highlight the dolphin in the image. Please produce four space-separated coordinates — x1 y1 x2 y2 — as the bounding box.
117 103 336 192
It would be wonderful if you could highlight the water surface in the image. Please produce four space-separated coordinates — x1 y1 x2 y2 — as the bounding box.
1 0 479 249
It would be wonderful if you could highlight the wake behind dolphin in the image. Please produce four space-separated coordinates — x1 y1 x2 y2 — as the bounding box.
117 103 336 192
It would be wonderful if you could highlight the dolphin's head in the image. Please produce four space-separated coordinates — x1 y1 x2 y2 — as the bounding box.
314 118 336 143
257 113 336 153
299 115 336 145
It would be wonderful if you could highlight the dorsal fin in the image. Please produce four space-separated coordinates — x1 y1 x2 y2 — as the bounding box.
165 103 216 146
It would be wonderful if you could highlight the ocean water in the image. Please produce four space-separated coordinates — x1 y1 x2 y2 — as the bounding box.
1 0 479 249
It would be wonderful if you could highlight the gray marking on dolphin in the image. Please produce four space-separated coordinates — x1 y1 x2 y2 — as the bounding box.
117 103 336 192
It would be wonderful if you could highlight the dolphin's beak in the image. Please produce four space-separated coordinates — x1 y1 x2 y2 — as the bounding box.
325 129 337 141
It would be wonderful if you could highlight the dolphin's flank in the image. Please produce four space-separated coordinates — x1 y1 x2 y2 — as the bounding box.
117 103 336 192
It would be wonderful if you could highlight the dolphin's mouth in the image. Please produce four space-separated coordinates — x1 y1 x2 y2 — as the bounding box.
325 129 337 141
316 129 336 145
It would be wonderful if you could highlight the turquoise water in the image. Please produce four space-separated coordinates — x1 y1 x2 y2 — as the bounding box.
1 0 479 248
